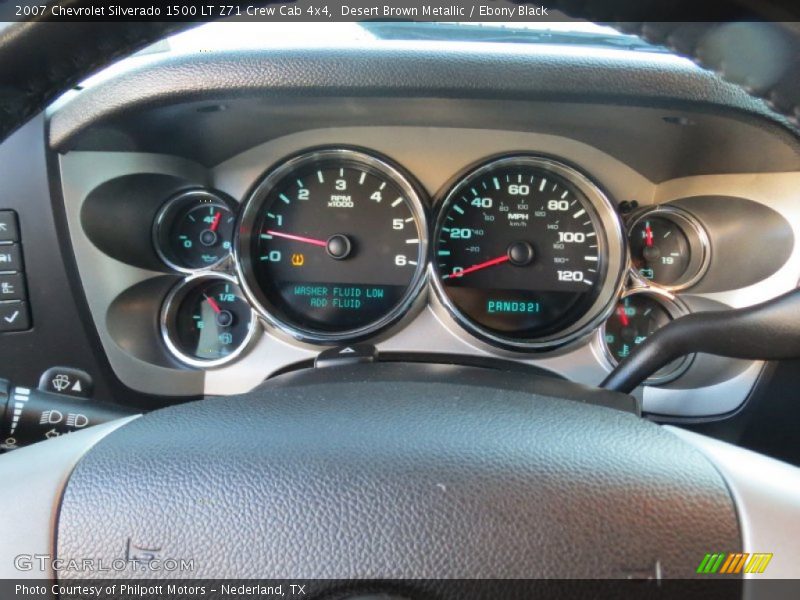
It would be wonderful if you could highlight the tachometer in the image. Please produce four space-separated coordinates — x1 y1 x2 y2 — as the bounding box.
431 156 626 350
235 148 428 343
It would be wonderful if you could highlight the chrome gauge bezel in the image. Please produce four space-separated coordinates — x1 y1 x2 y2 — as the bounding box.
160 272 259 369
627 204 711 292
429 155 628 352
596 287 693 386
234 148 430 345
153 189 238 274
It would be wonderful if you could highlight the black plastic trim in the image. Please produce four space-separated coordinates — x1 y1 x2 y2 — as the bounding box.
48 46 800 180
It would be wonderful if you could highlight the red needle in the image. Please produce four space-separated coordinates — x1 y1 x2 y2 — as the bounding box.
645 223 654 247
205 295 222 314
266 229 327 248
446 254 510 279
210 212 222 232
617 306 630 327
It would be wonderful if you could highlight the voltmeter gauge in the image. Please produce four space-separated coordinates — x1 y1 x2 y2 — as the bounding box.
628 206 710 290
154 189 237 273
161 274 258 368
600 290 691 384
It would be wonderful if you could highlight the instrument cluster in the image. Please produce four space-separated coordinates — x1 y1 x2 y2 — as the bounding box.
153 147 711 385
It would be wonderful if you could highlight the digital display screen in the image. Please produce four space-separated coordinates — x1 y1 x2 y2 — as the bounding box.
276 283 406 331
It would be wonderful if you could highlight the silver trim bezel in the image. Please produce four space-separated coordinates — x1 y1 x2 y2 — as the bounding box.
152 189 237 274
234 148 430 345
627 204 711 292
429 155 628 352
596 286 693 386
160 272 259 369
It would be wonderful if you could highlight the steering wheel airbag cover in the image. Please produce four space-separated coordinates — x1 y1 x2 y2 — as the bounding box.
56 365 740 579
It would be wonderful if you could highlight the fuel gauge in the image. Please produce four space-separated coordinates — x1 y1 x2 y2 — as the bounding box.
161 274 258 368
600 290 691 384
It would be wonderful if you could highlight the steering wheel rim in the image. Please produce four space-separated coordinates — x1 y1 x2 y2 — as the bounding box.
7 364 745 583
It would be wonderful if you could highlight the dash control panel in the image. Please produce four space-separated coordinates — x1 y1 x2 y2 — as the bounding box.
0 210 31 332
0 375 134 451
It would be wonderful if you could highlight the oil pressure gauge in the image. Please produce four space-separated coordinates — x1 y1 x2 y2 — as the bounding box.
154 189 237 273
628 205 710 290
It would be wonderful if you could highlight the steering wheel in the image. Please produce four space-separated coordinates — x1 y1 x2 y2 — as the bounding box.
1 4 800 592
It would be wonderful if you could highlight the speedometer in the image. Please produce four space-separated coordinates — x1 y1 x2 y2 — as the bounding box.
431 156 626 350
235 148 428 343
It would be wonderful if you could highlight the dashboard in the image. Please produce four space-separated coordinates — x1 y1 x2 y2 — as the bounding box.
0 41 796 439
6 19 800 585
58 120 799 419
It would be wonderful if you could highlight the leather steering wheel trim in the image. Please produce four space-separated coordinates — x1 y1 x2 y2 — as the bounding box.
54 363 742 580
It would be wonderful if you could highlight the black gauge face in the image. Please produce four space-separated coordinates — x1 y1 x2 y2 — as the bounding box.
433 157 614 346
602 293 687 380
155 191 236 271
238 150 427 340
629 216 691 286
604 295 672 362
164 278 254 365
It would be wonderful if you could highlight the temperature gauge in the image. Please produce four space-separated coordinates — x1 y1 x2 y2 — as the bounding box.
161 274 258 368
154 189 237 272
628 206 710 290
600 291 691 384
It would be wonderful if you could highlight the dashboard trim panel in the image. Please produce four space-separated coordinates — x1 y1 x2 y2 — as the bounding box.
56 126 800 418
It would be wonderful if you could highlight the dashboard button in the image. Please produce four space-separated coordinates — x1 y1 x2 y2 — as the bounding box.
38 367 93 398
0 273 25 301
0 211 18 242
0 301 30 332
315 344 378 368
0 244 21 272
